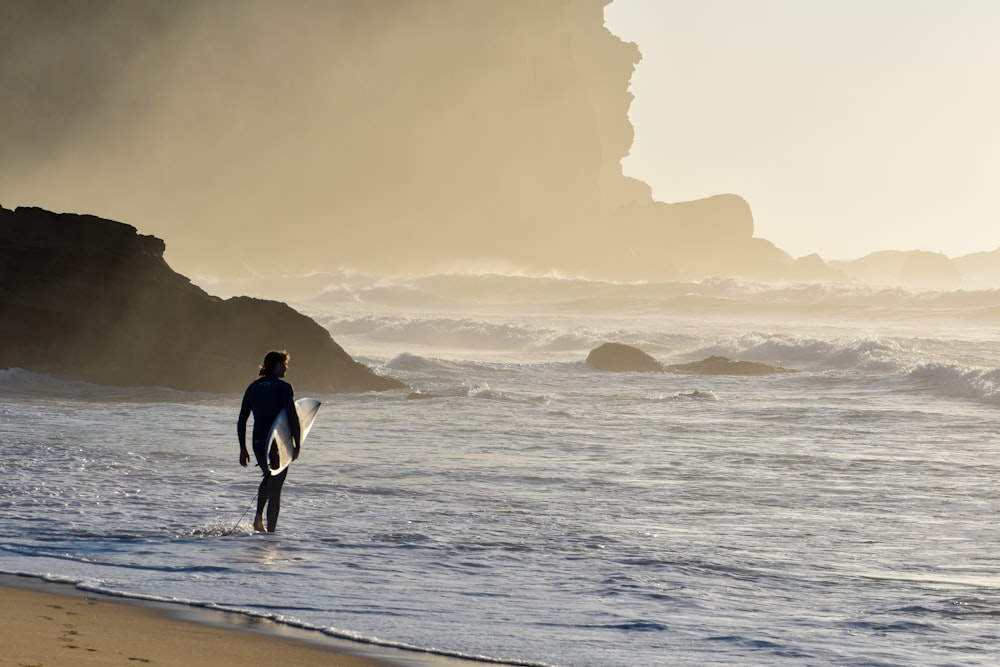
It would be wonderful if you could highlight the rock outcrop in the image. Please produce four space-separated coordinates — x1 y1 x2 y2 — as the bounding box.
0 206 405 393
586 343 795 376
586 342 664 372
665 355 795 376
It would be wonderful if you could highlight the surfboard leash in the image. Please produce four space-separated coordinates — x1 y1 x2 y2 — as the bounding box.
226 492 259 535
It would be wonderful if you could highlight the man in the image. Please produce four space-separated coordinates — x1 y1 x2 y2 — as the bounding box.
237 349 301 532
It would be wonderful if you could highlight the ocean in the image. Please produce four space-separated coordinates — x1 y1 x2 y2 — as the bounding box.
2 272 999 666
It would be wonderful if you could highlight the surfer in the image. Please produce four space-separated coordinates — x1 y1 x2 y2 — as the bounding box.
237 349 301 532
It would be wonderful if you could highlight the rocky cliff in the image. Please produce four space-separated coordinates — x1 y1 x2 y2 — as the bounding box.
0 0 789 283
0 206 405 393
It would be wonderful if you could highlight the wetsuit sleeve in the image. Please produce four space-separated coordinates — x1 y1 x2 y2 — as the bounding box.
237 388 252 450
285 383 302 447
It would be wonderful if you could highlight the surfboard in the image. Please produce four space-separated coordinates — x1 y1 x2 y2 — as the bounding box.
266 397 321 476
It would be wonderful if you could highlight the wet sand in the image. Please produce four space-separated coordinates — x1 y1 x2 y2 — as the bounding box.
1 575 421 667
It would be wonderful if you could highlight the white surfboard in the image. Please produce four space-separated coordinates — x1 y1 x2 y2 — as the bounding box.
266 397 321 476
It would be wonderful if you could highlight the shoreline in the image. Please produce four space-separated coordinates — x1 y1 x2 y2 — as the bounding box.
1 574 491 667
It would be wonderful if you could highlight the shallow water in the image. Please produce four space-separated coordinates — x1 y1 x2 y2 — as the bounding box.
3 274 999 666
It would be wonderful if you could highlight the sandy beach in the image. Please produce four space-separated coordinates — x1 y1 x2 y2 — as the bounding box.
1 576 403 667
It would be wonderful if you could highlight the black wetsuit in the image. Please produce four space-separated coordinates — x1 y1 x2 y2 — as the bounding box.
237 373 301 531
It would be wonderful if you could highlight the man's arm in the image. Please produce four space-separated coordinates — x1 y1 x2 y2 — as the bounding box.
237 392 252 467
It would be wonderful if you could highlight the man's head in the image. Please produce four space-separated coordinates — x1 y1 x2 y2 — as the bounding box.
259 350 290 377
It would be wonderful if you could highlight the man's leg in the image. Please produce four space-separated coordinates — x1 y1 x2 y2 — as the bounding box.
251 439 271 532
265 468 288 532
254 474 268 532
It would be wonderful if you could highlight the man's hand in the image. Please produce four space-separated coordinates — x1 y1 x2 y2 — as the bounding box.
292 444 301 461
239 449 250 467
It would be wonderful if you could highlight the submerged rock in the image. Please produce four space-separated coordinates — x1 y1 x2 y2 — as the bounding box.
666 355 795 376
0 205 405 392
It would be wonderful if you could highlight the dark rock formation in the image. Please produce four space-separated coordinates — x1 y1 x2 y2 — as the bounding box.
586 344 795 376
666 355 795 376
0 206 405 393
586 342 664 372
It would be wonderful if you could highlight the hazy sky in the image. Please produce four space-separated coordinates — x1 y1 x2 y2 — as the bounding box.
604 0 1000 260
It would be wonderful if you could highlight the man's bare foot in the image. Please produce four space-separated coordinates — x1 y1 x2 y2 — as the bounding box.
253 515 265 532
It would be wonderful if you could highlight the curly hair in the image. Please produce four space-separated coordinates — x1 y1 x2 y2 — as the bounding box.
258 349 290 377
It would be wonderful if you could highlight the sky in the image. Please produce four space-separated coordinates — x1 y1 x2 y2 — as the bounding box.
604 0 1000 260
